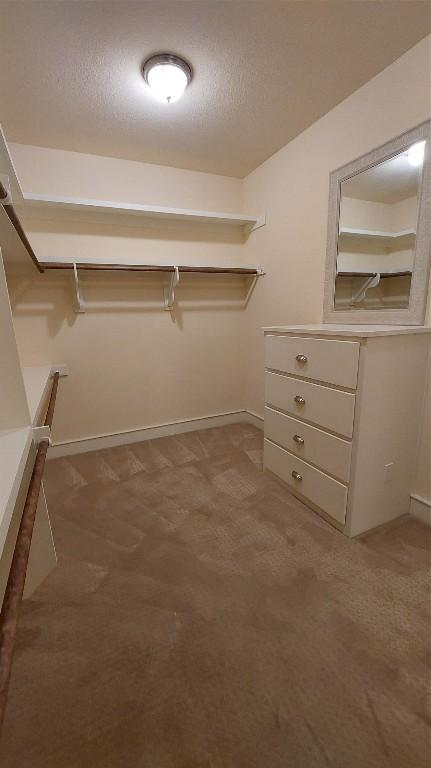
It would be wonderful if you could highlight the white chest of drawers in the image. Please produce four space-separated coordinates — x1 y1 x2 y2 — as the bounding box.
263 324 431 536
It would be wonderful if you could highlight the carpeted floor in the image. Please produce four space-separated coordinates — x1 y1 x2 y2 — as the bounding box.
1 422 430 767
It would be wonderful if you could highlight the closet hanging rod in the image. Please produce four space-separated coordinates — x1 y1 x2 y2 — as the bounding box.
0 181 43 274
0 373 60 732
40 262 265 275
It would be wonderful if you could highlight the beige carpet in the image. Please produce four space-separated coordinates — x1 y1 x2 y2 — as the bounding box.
1 422 430 767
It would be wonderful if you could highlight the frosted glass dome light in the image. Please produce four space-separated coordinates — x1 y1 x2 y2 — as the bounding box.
407 141 426 167
142 54 192 104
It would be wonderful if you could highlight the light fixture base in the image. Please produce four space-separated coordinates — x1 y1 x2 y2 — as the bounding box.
142 53 192 88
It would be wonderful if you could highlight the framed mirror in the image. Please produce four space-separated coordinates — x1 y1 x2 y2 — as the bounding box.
323 121 430 325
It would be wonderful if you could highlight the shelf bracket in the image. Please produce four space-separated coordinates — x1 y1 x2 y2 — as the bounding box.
72 263 86 313
32 425 51 446
244 267 265 306
249 214 266 234
352 273 380 304
164 266 179 311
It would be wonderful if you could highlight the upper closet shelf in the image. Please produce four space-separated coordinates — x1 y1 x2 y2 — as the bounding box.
339 227 416 243
22 192 266 232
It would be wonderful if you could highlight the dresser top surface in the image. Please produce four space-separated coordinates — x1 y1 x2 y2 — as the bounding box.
262 324 431 338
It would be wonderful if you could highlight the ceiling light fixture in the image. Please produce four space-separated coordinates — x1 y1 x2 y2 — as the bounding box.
142 53 192 104
407 140 426 167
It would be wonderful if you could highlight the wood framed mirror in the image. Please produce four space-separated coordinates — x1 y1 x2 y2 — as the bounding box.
323 121 430 325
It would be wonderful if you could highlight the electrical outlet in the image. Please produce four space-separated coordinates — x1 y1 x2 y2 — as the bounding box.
384 462 394 483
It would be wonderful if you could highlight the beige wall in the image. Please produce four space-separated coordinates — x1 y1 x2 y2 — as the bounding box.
11 144 244 213
242 35 431 499
340 195 418 233
7 150 252 443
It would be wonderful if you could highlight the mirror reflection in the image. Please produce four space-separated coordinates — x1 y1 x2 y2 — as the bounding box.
334 140 426 310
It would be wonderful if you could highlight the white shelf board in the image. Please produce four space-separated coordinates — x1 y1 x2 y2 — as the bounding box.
339 227 416 241
0 426 32 556
22 365 54 426
262 324 431 337
21 192 263 229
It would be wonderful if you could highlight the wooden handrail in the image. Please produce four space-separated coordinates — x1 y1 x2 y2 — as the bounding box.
39 262 264 275
0 372 59 731
0 181 44 274
43 372 59 430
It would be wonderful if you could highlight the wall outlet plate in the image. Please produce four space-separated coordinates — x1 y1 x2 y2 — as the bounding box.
384 462 395 483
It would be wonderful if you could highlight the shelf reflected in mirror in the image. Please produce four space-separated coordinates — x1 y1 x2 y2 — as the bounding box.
334 141 425 311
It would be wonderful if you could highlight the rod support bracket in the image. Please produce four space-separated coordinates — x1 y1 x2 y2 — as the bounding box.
352 272 380 304
164 266 179 310
32 425 51 446
72 263 86 313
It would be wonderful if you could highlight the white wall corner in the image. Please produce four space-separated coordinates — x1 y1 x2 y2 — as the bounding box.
410 494 431 527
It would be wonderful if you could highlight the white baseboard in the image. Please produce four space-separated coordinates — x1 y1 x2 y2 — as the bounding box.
48 409 263 459
410 494 431 527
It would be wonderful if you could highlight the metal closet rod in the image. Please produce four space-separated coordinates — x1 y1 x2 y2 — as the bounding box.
40 262 264 275
0 181 44 274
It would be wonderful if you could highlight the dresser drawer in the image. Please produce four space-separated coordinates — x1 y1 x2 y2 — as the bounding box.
265 371 356 438
265 334 360 389
264 438 347 525
264 407 352 482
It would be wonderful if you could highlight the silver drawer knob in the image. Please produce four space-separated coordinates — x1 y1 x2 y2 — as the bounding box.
292 471 303 481
296 354 308 364
293 434 304 444
294 395 305 405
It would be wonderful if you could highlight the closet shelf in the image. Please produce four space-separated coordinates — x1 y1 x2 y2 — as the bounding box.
0 427 33 554
339 227 416 243
22 192 265 232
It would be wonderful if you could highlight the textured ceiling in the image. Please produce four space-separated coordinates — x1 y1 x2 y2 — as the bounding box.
0 1 430 177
